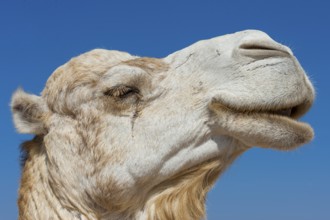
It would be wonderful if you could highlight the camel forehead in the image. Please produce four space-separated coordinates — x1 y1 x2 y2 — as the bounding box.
41 49 171 113
42 49 134 96
42 49 169 94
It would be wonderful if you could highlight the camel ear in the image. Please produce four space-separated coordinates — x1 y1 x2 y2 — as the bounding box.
11 89 49 134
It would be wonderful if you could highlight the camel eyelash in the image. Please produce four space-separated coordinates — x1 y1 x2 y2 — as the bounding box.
104 85 140 98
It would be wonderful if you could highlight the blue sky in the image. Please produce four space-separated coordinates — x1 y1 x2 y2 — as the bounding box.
1 1 329 219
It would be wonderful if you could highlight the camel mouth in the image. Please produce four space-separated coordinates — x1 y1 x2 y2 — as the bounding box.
210 99 314 150
253 106 299 120
211 97 310 123
222 99 312 121
269 99 312 119
271 108 293 117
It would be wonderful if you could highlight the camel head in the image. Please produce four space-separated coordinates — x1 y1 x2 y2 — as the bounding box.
11 30 314 220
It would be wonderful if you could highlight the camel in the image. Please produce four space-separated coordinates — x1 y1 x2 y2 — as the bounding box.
11 30 314 220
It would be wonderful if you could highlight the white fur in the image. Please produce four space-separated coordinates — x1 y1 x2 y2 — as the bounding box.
12 30 314 220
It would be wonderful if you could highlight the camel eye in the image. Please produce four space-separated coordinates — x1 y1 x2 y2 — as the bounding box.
104 85 139 99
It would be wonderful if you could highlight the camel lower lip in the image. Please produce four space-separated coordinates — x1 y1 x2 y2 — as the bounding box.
253 113 314 149
238 112 312 149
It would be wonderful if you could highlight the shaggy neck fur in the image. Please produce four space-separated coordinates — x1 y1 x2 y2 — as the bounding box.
19 138 87 220
19 137 245 220
142 149 245 220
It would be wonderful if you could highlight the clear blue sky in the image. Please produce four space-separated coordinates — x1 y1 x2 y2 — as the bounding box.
1 1 329 219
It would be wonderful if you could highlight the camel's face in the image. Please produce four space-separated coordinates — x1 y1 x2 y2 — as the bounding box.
12 30 314 211
164 30 314 149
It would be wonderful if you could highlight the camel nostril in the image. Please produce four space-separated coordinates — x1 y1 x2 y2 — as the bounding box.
239 43 279 51
238 42 291 59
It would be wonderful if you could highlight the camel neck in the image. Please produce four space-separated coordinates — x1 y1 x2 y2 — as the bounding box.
18 137 246 220
18 143 86 220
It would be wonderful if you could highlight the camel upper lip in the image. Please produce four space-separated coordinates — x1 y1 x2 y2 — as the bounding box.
215 97 313 121
211 85 314 120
